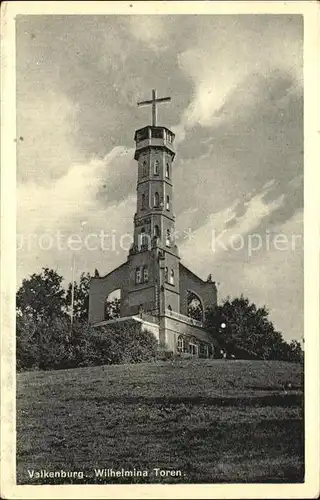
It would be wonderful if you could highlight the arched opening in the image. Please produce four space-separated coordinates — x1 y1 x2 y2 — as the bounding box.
154 192 159 207
168 304 172 311
166 228 171 247
169 269 175 285
187 290 204 322
154 225 160 238
189 336 199 356
177 335 185 353
141 193 145 210
135 267 142 284
140 227 149 248
154 160 159 175
164 267 168 282
143 161 147 177
104 289 121 320
166 163 170 178
166 195 170 211
143 266 149 283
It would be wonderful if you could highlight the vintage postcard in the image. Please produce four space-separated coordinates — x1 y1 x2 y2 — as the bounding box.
1 1 319 499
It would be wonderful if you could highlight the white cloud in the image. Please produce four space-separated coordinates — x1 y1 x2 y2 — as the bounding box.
175 16 302 134
179 180 285 268
17 147 136 284
128 16 167 50
17 88 80 182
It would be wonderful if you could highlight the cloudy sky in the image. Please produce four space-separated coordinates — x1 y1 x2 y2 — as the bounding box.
16 14 303 341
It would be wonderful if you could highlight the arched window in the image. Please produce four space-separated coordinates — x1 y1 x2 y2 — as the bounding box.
143 266 149 283
164 267 168 282
166 163 170 178
143 161 147 177
166 195 170 211
140 227 149 248
141 193 145 210
187 290 204 322
177 335 185 353
166 228 171 247
169 269 175 285
168 305 172 312
154 160 159 175
189 337 198 356
154 192 159 208
154 225 160 238
135 268 142 284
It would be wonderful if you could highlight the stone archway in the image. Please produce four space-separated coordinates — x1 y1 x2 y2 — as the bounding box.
187 290 204 322
104 288 121 320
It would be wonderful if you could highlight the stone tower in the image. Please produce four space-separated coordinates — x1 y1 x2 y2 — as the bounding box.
89 90 218 355
126 123 180 317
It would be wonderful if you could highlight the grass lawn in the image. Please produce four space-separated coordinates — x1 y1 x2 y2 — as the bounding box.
16 359 304 484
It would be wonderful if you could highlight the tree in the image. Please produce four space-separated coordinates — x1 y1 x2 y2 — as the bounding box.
205 295 302 362
16 313 39 371
66 272 90 322
16 268 67 322
104 297 121 320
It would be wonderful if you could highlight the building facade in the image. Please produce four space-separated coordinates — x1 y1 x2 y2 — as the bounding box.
89 118 218 356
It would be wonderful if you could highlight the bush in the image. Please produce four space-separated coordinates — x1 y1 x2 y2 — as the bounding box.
88 321 158 366
16 315 158 371
154 347 174 362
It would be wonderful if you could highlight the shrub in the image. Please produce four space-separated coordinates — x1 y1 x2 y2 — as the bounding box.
87 321 158 366
17 316 158 371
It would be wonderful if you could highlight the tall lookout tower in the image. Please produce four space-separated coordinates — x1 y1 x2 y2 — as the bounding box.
89 90 218 357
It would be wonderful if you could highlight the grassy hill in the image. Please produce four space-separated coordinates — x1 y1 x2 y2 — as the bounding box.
16 359 304 484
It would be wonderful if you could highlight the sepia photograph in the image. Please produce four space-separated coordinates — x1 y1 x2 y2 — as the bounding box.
1 1 319 499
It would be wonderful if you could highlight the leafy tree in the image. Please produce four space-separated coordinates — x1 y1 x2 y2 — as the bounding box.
205 295 303 362
288 340 304 363
16 313 39 371
104 297 121 320
35 316 73 370
66 272 90 322
16 313 71 371
16 268 67 322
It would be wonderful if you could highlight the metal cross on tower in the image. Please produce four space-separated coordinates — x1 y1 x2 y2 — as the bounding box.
137 89 171 127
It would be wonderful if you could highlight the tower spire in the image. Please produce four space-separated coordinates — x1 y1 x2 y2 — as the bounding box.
137 89 171 126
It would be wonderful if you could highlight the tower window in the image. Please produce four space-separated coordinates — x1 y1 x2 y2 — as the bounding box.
166 163 170 178
143 267 149 283
166 228 171 247
169 269 175 285
141 193 145 210
154 225 160 238
164 267 168 282
154 160 160 175
135 268 142 284
166 195 170 211
140 228 149 248
143 161 147 177
154 192 159 208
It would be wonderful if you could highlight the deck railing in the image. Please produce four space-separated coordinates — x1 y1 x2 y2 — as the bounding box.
165 309 203 328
